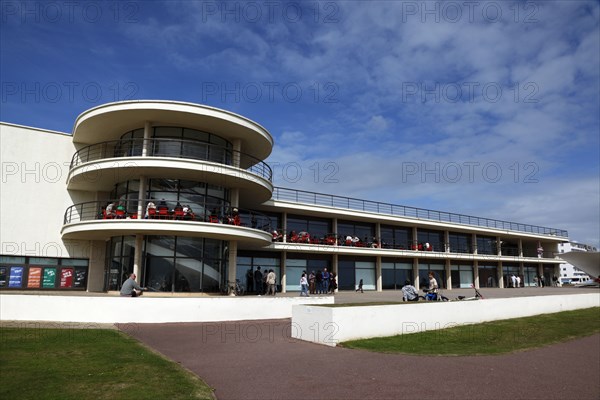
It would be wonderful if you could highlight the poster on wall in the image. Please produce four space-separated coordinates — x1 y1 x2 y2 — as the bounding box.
8 266 24 288
73 269 87 288
0 267 7 287
60 268 74 288
27 267 42 288
42 268 56 288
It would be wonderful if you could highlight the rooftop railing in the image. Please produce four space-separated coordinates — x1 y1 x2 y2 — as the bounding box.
272 187 569 238
70 138 272 182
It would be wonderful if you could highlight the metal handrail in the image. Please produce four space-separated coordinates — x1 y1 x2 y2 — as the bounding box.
70 138 272 181
63 199 273 233
272 187 568 238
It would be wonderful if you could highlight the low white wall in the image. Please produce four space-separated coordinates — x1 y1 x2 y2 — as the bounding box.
0 295 333 323
291 294 600 346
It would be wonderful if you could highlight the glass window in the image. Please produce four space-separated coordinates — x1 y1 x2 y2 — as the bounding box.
356 261 376 290
0 256 26 264
477 236 497 255
287 215 332 240
61 259 89 266
417 229 444 251
28 258 58 265
448 232 472 253
418 262 446 289
380 226 412 249
451 263 473 288
478 264 498 287
154 126 183 138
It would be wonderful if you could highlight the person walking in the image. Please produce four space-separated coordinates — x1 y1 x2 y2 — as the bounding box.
356 278 364 293
300 273 309 297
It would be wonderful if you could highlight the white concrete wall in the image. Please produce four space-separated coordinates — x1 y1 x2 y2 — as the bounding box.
0 294 334 323
292 294 600 346
0 122 91 260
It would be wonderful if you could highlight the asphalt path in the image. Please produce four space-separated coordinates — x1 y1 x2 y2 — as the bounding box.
122 317 600 400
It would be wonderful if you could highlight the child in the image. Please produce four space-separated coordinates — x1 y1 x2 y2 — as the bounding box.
356 279 364 293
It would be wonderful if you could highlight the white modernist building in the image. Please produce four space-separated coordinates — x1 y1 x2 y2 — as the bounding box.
0 100 570 295
557 241 598 285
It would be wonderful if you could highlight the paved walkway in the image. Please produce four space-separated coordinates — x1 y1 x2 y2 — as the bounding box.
121 288 600 400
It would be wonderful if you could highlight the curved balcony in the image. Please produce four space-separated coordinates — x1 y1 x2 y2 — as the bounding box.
72 100 274 161
61 200 273 247
67 138 273 201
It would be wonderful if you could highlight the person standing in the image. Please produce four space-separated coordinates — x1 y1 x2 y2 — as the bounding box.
308 271 316 294
428 272 438 292
266 269 276 296
322 268 330 294
254 266 263 295
300 273 309 297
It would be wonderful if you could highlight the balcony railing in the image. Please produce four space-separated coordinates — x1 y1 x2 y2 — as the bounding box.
63 199 273 233
272 187 568 238
70 138 272 182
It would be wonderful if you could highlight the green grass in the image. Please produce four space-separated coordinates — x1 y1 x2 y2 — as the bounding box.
0 328 214 400
340 307 600 355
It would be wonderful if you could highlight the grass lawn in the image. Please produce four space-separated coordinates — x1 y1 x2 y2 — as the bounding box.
340 307 600 355
0 327 214 400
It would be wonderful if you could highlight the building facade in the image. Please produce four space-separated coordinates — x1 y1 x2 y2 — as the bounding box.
0 101 568 293
557 241 597 284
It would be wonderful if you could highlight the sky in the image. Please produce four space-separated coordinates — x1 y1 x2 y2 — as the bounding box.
1 0 599 247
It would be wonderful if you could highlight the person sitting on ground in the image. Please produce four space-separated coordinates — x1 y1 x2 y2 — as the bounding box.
120 273 146 297
402 280 419 301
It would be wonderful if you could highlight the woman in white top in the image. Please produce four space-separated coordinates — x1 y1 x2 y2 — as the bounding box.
300 273 309 297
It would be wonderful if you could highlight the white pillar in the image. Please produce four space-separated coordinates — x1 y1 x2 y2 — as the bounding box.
133 234 144 279
280 251 286 293
142 121 152 157
137 175 146 219
228 241 237 295
376 256 382 292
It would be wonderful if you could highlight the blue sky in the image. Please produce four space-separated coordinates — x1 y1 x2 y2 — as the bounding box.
1 1 599 246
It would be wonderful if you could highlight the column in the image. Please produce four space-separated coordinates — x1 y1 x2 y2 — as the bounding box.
376 256 382 292
282 212 287 242
230 188 239 208
332 254 338 292
413 257 419 290
473 234 478 255
280 251 286 294
518 238 523 257
445 259 451 290
473 260 479 289
232 139 242 168
228 241 237 295
142 121 151 157
412 227 418 250
133 234 144 279
498 261 504 288
137 175 146 219
497 236 502 256
444 230 450 253
332 218 338 246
